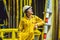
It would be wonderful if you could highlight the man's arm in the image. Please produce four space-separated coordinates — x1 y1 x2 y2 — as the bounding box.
35 16 45 27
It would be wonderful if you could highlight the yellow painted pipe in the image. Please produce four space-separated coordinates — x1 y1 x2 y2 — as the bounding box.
20 0 22 20
8 0 11 27
16 0 19 28
24 0 25 5
3 39 18 40
27 0 28 5
56 0 59 39
0 29 18 32
34 0 36 15
3 0 11 27
12 31 16 40
5 19 8 26
52 0 55 40
29 0 32 6
44 0 48 21
0 24 4 26
12 0 15 28
0 32 3 37
3 0 10 18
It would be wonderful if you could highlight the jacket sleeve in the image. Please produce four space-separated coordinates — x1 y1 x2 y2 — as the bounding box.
19 19 24 32
35 16 45 26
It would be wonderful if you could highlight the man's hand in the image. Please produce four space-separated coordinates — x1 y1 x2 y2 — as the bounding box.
34 24 38 30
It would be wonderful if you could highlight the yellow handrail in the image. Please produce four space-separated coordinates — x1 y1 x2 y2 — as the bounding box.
0 29 18 40
0 29 18 32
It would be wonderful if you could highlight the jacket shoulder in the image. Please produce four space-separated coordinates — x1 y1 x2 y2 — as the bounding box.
32 15 40 18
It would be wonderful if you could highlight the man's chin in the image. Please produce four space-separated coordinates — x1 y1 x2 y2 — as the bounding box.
32 13 33 14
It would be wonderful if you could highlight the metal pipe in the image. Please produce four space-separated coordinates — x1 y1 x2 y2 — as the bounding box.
16 0 19 28
20 0 22 20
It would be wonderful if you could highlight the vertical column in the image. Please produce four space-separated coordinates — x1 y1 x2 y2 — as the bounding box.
29 0 32 6
16 0 19 28
12 31 15 40
10 0 12 28
34 0 36 15
58 0 60 40
27 0 28 5
43 0 48 40
52 0 56 40
55 0 59 40
13 0 15 28
20 0 22 20
3 0 11 28
1 32 3 40
8 0 10 28
24 0 25 5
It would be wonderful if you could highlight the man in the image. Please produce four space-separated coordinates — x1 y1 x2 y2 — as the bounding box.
18 5 45 40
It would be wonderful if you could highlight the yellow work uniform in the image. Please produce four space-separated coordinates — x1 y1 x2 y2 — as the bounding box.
18 15 44 40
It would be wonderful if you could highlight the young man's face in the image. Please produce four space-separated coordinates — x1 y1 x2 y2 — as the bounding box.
27 8 33 16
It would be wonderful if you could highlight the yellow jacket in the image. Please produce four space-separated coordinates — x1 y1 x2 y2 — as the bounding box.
18 15 44 40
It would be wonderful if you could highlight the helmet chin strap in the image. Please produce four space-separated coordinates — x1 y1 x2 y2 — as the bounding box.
26 13 31 18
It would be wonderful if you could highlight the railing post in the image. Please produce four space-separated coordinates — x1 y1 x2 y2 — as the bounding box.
12 31 15 40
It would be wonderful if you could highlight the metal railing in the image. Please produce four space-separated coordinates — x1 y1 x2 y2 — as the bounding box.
0 29 18 40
